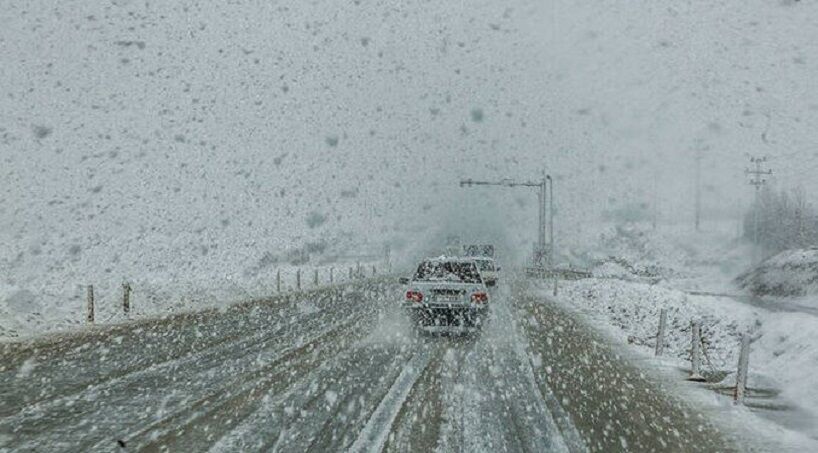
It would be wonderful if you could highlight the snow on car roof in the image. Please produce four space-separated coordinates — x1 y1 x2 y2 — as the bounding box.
425 255 479 263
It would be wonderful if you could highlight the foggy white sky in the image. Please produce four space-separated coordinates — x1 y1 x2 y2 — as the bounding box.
2 0 818 273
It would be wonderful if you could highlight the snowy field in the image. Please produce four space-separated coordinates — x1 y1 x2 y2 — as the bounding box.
0 262 381 340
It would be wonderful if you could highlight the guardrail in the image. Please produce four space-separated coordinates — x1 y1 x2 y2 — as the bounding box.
524 267 592 280
81 264 384 326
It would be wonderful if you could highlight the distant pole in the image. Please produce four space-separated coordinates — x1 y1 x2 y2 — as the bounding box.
86 285 95 324
547 174 555 262
122 283 131 316
276 269 281 292
652 171 658 230
695 148 702 231
330 267 334 284
655 309 667 356
734 333 751 404
539 174 547 265
746 156 772 263
372 265 376 276
313 269 319 286
296 269 301 291
538 177 545 259
349 267 353 280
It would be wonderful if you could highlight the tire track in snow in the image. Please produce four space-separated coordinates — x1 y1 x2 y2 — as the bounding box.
348 347 435 453
117 312 375 453
461 289 572 453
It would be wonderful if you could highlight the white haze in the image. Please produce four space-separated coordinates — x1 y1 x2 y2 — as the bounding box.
2 0 818 298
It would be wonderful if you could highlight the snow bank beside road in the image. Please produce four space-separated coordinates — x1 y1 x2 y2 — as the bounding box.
737 248 818 297
552 278 758 370
752 313 818 415
547 278 818 429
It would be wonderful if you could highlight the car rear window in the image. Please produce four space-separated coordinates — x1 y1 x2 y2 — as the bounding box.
475 260 495 271
413 261 482 283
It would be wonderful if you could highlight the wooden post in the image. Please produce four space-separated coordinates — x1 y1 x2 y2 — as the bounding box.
372 265 376 276
122 282 131 316
296 269 301 291
689 320 705 381
655 309 667 356
86 285 95 324
553 277 558 297
276 269 281 292
330 267 334 284
313 269 319 286
734 333 751 403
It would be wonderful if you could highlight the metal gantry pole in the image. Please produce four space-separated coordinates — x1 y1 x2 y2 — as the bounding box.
459 175 549 267
547 175 554 263
540 176 548 264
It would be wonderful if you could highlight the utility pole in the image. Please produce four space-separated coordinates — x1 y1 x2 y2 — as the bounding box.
460 175 550 267
745 156 772 262
695 148 702 231
652 171 658 231
546 175 555 262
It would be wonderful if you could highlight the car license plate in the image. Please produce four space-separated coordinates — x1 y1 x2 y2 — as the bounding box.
438 295 459 302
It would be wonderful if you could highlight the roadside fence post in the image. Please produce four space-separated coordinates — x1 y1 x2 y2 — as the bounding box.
123 282 131 316
372 265 376 277
689 320 705 381
655 309 667 356
553 277 559 297
734 333 751 404
86 285 95 324
296 269 301 291
330 267 334 284
313 269 319 287
276 269 281 292
349 267 353 280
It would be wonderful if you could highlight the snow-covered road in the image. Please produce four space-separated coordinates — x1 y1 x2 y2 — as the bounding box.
0 277 740 452
685 290 818 318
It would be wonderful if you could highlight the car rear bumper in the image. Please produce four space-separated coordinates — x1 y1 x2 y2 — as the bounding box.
404 304 488 326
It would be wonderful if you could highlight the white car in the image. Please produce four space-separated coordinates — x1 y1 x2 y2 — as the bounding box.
472 257 499 287
399 257 490 331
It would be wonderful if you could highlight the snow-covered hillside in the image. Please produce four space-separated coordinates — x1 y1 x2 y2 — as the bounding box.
737 248 818 297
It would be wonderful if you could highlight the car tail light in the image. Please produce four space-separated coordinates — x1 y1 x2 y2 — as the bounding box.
406 290 423 303
471 291 488 304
